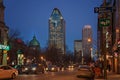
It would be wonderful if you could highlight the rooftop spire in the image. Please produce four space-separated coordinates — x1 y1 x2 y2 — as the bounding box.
50 8 63 20
54 8 62 15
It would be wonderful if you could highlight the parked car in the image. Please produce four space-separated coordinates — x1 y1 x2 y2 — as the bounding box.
0 65 18 79
76 65 95 80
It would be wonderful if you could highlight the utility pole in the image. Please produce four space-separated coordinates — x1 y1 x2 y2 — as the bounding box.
103 0 107 79
94 0 114 79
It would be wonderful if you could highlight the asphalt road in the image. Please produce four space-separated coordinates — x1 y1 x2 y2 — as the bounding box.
13 70 91 80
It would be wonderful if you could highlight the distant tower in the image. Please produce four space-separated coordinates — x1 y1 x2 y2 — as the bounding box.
48 8 66 54
0 0 9 65
29 35 40 50
82 25 92 63
28 35 40 63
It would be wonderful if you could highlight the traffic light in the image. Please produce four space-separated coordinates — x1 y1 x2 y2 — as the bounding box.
117 40 120 50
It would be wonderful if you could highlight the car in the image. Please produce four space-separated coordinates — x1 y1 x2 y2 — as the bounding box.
0 65 18 79
15 64 45 74
14 65 29 74
76 65 95 80
29 64 45 74
45 65 58 72
68 65 74 70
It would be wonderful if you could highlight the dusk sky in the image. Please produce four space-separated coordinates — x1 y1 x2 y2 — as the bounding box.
4 0 103 52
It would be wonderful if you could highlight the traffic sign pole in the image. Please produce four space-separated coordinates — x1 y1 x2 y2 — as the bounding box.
102 0 107 79
94 0 107 79
94 7 113 13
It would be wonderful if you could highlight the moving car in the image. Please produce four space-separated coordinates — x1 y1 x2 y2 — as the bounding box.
45 65 58 72
76 65 95 80
15 64 44 74
29 64 44 74
14 65 29 74
68 65 74 70
0 65 18 79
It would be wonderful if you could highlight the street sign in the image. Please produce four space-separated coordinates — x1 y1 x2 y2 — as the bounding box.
99 18 110 27
94 7 113 13
0 44 9 50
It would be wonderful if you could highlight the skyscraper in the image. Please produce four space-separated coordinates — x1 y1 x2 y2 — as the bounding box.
82 25 92 63
48 8 66 54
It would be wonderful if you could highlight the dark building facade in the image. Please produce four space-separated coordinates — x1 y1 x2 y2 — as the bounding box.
97 0 115 56
113 0 120 73
97 0 120 73
114 0 120 46
48 8 66 54
0 0 9 65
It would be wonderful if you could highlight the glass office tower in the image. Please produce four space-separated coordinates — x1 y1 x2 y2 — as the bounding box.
48 8 66 54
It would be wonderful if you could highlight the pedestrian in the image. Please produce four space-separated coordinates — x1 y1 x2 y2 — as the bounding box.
107 61 111 72
99 61 103 76
94 66 101 77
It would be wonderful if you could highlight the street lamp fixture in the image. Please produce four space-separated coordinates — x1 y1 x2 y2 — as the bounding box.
116 29 119 33
87 38 91 42
40 56 44 60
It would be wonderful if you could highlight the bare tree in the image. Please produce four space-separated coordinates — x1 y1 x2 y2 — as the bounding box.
8 28 21 43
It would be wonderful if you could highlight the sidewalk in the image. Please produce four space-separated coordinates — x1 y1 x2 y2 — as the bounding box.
95 71 120 80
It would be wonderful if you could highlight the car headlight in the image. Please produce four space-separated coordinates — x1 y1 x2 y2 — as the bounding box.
51 67 55 70
25 67 28 71
71 66 74 68
32 67 36 71
45 68 48 70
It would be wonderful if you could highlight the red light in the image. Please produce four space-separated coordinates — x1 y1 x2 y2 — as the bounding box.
114 52 118 57
118 41 120 44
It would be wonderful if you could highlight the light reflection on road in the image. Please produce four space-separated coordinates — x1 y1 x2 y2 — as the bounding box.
13 70 89 80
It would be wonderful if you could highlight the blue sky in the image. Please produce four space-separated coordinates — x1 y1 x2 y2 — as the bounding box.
4 0 103 52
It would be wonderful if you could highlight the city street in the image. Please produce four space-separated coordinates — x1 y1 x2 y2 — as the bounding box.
12 70 120 80
1 0 120 80
13 70 90 80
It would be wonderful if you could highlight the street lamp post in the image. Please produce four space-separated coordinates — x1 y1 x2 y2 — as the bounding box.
102 0 107 79
87 38 98 61
94 0 112 79
87 38 92 62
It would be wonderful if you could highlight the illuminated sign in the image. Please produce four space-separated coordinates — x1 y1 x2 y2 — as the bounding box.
0 44 10 50
99 18 110 27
